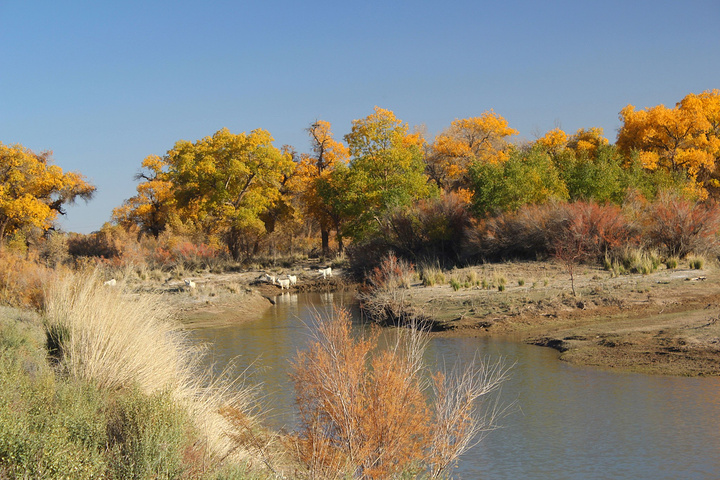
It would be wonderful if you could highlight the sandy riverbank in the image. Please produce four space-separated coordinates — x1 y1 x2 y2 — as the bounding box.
372 261 720 376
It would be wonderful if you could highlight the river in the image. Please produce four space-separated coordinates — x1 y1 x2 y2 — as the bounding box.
190 292 720 479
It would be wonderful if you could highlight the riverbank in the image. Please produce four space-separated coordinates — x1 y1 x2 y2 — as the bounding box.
129 259 720 376
122 263 354 328
366 260 720 376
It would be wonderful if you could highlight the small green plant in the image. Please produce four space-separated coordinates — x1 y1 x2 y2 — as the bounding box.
450 278 462 291
498 284 505 292
419 264 446 287
665 256 679 269
689 256 705 269
518 279 525 286
614 247 661 275
492 271 507 290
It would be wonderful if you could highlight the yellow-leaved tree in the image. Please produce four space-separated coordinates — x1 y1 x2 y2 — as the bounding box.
112 154 176 238
165 128 295 260
616 89 720 198
335 107 433 241
0 143 95 242
534 127 609 160
426 111 518 195
291 120 349 255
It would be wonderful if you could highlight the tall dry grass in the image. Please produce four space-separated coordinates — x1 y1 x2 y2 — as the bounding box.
42 271 258 463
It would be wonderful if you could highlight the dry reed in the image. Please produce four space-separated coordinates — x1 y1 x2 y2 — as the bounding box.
42 270 259 463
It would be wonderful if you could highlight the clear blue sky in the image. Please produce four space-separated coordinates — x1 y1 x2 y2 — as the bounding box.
2 0 718 233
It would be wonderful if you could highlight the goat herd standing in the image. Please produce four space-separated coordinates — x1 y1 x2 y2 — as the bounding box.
264 267 332 290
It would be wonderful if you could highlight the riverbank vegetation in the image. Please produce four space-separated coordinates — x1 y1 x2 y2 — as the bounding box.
0 271 263 478
0 266 511 478
3 91 719 282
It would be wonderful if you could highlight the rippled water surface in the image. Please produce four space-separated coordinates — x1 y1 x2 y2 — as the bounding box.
190 292 720 479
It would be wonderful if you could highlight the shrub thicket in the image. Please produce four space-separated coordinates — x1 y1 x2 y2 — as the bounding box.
642 193 720 258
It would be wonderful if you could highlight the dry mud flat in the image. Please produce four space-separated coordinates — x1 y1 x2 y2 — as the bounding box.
381 261 720 376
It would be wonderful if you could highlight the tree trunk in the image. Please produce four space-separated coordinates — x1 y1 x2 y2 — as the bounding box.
321 228 330 257
0 218 8 244
337 233 344 253
226 227 242 261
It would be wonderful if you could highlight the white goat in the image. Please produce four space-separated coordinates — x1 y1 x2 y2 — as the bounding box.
277 278 291 290
317 267 332 279
103 278 117 287
264 273 276 284
288 274 297 286
184 279 196 289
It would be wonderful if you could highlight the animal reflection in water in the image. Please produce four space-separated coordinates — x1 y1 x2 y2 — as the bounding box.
275 292 332 303
275 292 299 306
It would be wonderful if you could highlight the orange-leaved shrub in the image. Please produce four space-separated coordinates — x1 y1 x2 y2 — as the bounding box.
641 193 720 258
471 201 638 262
0 249 54 309
364 253 415 292
152 240 225 269
290 308 510 479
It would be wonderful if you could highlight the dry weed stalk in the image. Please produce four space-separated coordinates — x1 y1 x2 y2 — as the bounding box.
290 309 510 479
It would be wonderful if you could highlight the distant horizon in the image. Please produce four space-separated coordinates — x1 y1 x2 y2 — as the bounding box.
2 0 718 234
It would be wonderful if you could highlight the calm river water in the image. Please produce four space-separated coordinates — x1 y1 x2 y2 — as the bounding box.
190 292 720 479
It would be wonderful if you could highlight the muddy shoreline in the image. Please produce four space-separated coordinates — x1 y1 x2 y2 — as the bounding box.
139 260 720 376
367 261 720 376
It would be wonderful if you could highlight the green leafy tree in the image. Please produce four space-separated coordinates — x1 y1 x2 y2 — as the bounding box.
164 128 295 260
339 107 434 241
469 148 567 217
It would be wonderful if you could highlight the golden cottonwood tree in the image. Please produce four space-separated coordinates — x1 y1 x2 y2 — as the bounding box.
292 120 349 255
164 128 295 260
567 127 609 158
426 111 518 193
112 154 175 238
339 107 433 241
0 143 95 241
534 127 609 159
617 89 720 198
534 127 568 158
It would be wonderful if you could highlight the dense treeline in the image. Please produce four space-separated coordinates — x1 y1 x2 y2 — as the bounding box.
2 90 720 275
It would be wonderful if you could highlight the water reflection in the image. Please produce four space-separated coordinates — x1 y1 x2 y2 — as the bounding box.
190 293 720 479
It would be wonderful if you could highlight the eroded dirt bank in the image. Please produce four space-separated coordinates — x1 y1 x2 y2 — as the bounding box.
365 261 720 376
